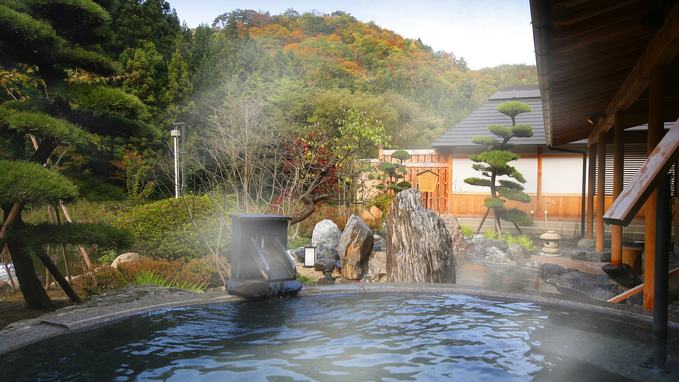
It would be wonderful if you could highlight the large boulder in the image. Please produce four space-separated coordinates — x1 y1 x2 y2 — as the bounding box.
311 219 341 248
386 189 455 283
338 215 374 279
483 247 515 265
546 270 623 301
506 245 531 261
288 248 305 263
363 251 387 283
442 215 468 253
602 263 642 288
111 252 140 269
317 246 340 261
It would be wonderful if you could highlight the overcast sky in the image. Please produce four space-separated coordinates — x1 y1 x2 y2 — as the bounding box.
166 0 536 70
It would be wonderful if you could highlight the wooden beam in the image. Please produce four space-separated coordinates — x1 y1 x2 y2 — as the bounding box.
602 119 679 226
607 266 679 304
588 5 679 146
612 110 624 264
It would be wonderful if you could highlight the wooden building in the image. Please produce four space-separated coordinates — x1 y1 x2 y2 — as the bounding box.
529 0 679 312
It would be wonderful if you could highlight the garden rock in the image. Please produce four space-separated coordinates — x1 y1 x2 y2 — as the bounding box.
338 214 374 280
386 189 455 283
0 281 12 292
539 263 567 276
311 219 341 248
546 270 623 301
289 248 305 263
465 234 487 245
577 238 596 248
442 215 468 253
111 252 140 269
314 259 337 274
506 244 531 261
483 246 515 265
517 258 541 269
571 250 611 262
602 263 642 288
317 246 340 261
372 235 386 252
362 251 387 283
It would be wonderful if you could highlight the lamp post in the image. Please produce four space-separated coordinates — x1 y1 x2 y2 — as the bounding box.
170 125 180 198
172 122 187 197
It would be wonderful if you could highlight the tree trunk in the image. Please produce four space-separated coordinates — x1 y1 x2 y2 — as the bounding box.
37 253 81 303
4 204 52 309
7 240 52 309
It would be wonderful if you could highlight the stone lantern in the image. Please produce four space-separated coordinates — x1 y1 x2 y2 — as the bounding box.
540 231 562 256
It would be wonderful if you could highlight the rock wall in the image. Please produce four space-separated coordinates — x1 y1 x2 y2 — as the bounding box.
386 189 455 283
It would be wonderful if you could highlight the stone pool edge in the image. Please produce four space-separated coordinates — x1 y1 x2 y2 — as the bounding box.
1 283 677 355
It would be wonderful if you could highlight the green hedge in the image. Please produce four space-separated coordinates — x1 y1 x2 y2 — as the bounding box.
116 196 230 260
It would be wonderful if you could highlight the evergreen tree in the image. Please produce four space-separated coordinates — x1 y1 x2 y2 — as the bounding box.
464 101 534 233
0 0 142 308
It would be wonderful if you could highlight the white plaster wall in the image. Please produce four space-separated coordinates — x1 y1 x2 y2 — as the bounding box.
452 157 538 193
542 157 588 194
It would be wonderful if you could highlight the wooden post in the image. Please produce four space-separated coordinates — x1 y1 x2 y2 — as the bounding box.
537 147 543 215
612 110 624 264
588 144 596 239
644 66 665 310
597 129 606 252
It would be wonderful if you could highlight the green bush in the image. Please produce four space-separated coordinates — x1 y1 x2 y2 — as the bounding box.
460 225 475 237
116 196 229 260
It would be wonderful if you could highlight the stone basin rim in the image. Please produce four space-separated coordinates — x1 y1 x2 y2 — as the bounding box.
1 283 677 356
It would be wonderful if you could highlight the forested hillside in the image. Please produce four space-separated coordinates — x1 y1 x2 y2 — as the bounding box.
1 1 537 203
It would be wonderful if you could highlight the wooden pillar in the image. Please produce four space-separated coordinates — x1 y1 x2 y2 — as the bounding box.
612 110 624 264
597 129 606 252
447 154 454 213
644 66 665 310
537 147 543 214
587 144 596 239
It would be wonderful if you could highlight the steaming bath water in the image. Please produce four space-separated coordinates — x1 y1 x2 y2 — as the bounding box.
2 293 676 381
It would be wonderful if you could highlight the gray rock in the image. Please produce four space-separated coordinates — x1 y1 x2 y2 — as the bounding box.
111 252 140 268
442 215 468 253
386 189 455 283
363 251 387 283
313 259 337 273
548 270 623 301
317 246 340 261
338 215 374 280
372 235 387 252
311 219 341 248
466 244 488 259
288 248 305 262
0 280 12 292
483 246 515 265
540 263 567 276
602 263 642 288
571 250 611 262
506 244 531 261
577 238 596 248
466 234 487 245
517 258 541 269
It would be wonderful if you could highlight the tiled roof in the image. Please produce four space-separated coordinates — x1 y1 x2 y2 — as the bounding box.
431 85 546 149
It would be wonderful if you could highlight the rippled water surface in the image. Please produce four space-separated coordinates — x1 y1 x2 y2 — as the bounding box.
3 294 674 381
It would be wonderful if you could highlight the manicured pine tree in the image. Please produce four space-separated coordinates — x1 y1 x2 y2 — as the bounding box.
0 0 144 308
464 101 534 234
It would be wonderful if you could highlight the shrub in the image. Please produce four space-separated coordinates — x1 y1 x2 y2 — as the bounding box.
116 196 229 260
127 271 207 292
482 230 500 240
503 233 535 251
117 257 222 288
460 225 475 237
296 205 349 237
73 265 125 298
288 236 311 249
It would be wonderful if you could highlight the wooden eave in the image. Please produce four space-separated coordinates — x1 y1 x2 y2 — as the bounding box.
530 0 679 147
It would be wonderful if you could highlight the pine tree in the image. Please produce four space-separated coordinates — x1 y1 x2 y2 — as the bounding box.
0 0 142 308
464 101 534 233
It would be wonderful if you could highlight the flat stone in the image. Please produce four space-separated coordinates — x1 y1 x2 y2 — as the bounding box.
602 263 642 288
571 250 611 262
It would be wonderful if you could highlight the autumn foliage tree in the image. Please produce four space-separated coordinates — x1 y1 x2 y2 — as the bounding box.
464 101 534 233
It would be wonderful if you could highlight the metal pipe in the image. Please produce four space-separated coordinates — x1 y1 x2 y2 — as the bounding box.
652 174 671 371
548 145 587 237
